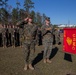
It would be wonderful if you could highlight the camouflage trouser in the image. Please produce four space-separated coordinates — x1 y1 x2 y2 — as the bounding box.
55 36 60 44
8 33 12 45
23 40 35 64
43 41 53 59
12 36 15 46
2 36 6 46
20 36 23 46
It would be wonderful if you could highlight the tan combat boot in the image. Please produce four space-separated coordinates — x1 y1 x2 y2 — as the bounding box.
28 64 34 70
46 59 52 63
3 45 6 48
3 46 4 48
12 45 15 48
24 64 28 71
43 58 47 63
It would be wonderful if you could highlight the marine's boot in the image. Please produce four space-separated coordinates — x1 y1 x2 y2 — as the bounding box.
46 59 52 63
43 59 47 63
28 64 34 70
24 64 28 71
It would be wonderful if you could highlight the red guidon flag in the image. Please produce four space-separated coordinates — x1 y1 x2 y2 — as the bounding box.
63 28 76 54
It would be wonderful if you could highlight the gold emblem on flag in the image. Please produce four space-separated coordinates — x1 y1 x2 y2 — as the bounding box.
66 37 72 45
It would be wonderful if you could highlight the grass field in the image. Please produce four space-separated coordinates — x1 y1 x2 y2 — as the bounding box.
0 40 76 75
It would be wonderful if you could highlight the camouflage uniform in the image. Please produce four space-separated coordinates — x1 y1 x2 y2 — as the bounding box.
53 28 60 44
2 26 7 47
17 21 38 64
8 26 12 46
23 23 38 64
11 27 15 47
41 24 53 59
19 27 23 47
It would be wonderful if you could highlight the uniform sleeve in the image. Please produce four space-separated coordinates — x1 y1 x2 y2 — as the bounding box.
16 20 27 26
41 25 48 36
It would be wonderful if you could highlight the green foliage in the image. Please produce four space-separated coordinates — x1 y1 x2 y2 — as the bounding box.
42 13 47 24
19 9 30 21
0 0 48 26
0 8 9 24
0 0 8 9
16 0 20 11
30 10 36 22
36 12 42 24
53 24 59 29
11 8 19 24
24 0 34 13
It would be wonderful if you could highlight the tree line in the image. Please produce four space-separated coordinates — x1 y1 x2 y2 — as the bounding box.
0 0 48 27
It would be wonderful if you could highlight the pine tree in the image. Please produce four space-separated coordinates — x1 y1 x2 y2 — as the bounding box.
42 13 47 24
36 12 42 27
19 9 26 20
30 10 36 22
0 0 4 8
24 0 34 13
16 0 20 21
12 8 18 24
16 0 20 11
4 0 8 9
0 8 9 24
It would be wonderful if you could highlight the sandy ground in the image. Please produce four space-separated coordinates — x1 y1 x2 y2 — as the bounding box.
0 40 76 75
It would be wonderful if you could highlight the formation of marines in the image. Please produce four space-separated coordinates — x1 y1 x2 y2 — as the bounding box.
0 15 61 70
0 24 23 48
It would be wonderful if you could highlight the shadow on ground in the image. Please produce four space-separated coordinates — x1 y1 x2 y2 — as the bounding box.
32 47 59 66
64 53 72 62
50 47 58 59
32 51 43 66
